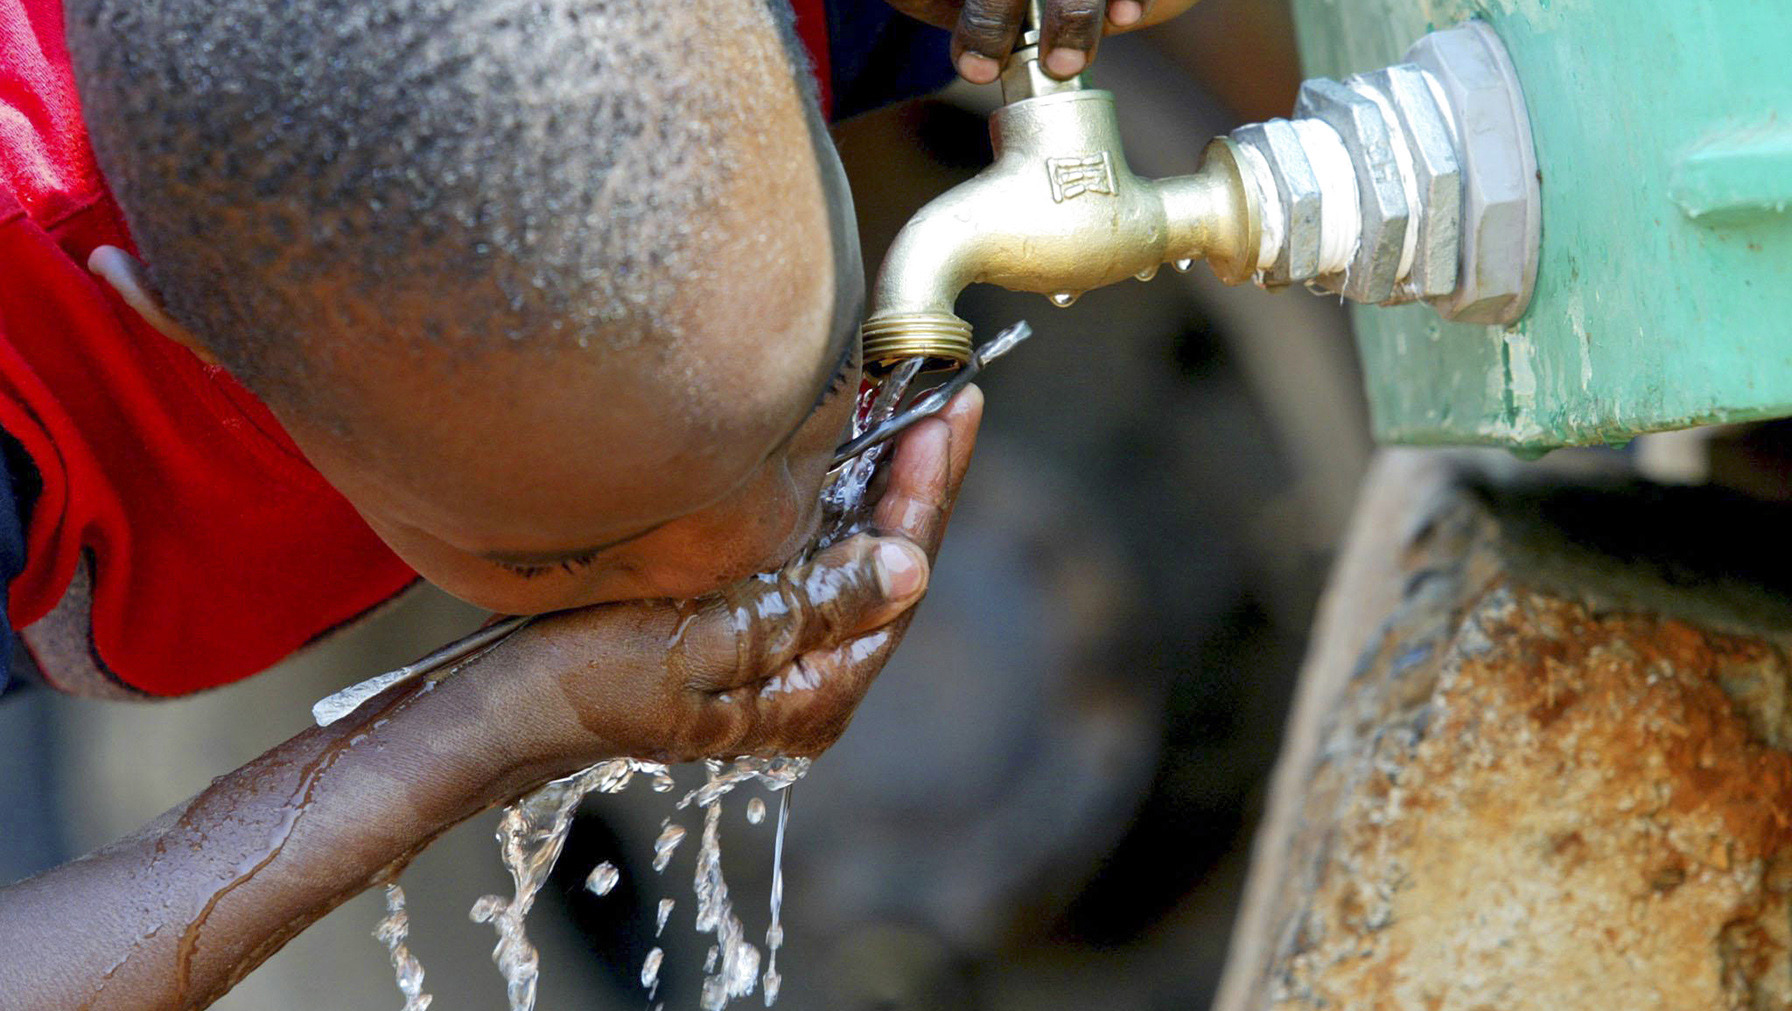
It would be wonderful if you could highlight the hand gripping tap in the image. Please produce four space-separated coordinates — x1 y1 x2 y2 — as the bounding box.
860 8 1542 370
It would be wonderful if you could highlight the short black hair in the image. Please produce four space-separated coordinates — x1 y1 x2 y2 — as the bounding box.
65 0 818 407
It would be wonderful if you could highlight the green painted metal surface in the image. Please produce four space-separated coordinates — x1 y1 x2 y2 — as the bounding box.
1291 0 1792 450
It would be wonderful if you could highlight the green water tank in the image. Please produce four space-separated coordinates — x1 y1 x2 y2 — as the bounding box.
1290 0 1792 450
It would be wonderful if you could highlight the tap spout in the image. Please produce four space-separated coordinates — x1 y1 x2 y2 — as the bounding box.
861 88 1261 371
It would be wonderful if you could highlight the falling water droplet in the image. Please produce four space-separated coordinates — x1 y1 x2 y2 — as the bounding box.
470 758 667 1011
1173 257 1194 272
641 947 664 990
1048 291 1078 308
763 788 791 1006
1135 265 1159 282
763 968 782 1006
657 898 676 935
746 798 766 825
584 862 619 896
651 771 676 793
653 823 687 872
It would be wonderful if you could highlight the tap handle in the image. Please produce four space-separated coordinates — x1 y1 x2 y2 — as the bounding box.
1020 0 1044 48
1001 0 1087 101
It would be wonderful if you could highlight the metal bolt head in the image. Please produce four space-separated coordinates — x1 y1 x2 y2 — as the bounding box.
1404 21 1540 324
1358 65 1462 300
1294 76 1411 304
1231 119 1324 285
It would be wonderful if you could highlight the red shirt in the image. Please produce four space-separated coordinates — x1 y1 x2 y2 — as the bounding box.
0 2 428 697
0 0 835 697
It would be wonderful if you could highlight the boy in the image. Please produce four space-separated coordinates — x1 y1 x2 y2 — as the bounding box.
0 0 1188 1005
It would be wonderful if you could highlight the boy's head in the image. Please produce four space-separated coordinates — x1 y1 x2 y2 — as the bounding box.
67 0 865 614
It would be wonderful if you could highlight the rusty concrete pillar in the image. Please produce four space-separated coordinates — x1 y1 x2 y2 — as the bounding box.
1217 450 1792 1011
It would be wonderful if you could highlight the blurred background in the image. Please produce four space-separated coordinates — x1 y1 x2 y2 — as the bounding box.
0 4 1378 1008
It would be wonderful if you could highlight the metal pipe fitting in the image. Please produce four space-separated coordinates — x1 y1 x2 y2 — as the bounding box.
1228 21 1540 323
861 19 1540 370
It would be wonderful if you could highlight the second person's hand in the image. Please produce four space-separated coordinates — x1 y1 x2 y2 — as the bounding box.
885 0 1201 85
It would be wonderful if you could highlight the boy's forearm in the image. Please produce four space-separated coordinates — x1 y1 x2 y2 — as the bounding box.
0 656 560 1011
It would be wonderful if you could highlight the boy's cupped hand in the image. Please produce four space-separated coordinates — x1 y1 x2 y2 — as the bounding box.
482 385 983 774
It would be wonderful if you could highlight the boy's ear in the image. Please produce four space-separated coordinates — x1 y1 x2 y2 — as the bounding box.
87 245 221 367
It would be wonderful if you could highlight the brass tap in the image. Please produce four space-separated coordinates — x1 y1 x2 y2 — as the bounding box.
861 20 1262 371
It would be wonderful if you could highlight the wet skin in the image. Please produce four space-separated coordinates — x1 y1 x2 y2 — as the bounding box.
34 47 966 1006
93 22 864 617
0 389 982 1010
16 5 1207 1002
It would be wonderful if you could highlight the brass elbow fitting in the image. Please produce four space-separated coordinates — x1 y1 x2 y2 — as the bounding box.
861 50 1261 371
862 20 1542 370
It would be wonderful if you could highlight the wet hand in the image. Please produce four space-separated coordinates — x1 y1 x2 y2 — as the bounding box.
499 386 984 769
884 0 1200 84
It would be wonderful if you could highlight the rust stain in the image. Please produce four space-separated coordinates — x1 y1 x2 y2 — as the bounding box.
1277 582 1792 1010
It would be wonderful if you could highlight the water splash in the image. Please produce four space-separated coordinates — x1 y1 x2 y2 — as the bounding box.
439 361 920 1010
374 883 432 1011
666 757 810 1009
585 862 619 897
693 783 760 1010
818 357 925 549
652 822 687 873
471 758 666 1011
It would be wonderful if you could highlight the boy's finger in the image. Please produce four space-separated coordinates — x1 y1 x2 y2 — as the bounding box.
672 534 928 693
740 626 902 756
940 384 984 496
1107 0 1148 28
872 416 953 555
1039 0 1106 79
871 384 982 557
951 0 1027 84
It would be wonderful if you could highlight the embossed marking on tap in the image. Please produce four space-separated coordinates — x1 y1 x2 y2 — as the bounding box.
1046 153 1117 202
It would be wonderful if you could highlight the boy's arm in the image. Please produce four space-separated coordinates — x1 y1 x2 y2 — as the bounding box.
0 389 980 1011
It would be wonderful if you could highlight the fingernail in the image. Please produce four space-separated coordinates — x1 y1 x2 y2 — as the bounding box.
1044 48 1087 79
875 541 926 601
958 52 1000 84
1108 0 1144 27
946 382 982 418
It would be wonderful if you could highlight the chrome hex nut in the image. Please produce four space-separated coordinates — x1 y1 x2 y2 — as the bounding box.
1232 119 1324 285
1359 64 1462 299
1294 76 1410 304
1404 21 1540 324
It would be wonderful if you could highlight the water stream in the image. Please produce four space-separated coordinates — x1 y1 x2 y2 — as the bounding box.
374 883 432 1010
381 360 926 1010
470 759 668 1010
